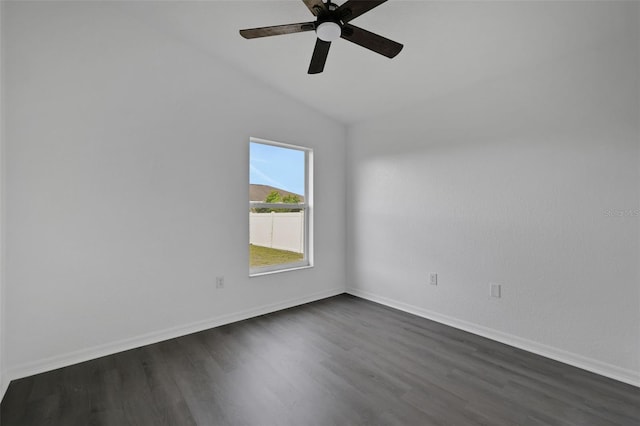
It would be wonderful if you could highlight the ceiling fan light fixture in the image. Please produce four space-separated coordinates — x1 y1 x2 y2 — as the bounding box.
316 21 341 42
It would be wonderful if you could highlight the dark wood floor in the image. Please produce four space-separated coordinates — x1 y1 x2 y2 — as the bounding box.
2 294 639 425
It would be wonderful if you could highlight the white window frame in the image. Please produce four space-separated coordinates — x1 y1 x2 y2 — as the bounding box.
249 137 313 276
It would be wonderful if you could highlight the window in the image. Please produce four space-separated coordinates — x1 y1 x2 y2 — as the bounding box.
249 137 313 275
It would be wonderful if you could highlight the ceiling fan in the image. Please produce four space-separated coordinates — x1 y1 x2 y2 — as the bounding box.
239 0 403 74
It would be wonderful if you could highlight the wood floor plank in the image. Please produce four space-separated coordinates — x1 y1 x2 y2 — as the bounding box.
2 294 639 425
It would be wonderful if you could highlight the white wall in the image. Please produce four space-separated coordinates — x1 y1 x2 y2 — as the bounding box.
347 3 640 385
3 1 346 380
0 0 5 401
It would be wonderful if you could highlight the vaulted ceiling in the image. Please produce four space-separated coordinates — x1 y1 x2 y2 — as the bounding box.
123 0 630 124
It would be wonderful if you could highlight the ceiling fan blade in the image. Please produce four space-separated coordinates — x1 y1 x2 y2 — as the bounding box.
308 39 331 74
341 24 403 58
240 22 315 39
302 0 328 16
337 0 388 23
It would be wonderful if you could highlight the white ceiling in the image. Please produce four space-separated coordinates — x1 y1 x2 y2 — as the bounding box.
122 0 627 124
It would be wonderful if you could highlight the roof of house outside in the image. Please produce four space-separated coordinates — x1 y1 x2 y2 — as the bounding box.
249 184 304 203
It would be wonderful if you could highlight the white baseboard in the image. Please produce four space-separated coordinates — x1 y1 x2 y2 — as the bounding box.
347 288 640 388
6 288 344 384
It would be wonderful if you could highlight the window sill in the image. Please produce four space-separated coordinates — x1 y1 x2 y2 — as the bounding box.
249 264 313 278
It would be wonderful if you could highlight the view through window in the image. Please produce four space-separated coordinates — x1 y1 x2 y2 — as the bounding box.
249 138 312 274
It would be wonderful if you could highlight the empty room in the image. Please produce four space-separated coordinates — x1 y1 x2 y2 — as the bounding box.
0 0 639 425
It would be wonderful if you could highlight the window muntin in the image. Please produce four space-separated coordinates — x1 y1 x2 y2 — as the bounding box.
249 138 312 275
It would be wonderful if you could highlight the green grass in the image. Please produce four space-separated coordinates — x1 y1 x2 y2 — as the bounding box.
250 244 303 268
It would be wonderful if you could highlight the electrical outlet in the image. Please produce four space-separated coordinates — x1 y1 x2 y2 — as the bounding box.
429 273 438 286
216 276 225 289
490 283 501 298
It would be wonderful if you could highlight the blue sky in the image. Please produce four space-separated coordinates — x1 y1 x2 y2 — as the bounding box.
250 142 305 196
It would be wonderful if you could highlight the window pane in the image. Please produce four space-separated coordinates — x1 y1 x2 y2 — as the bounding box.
249 140 308 272
249 209 305 268
250 142 305 199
